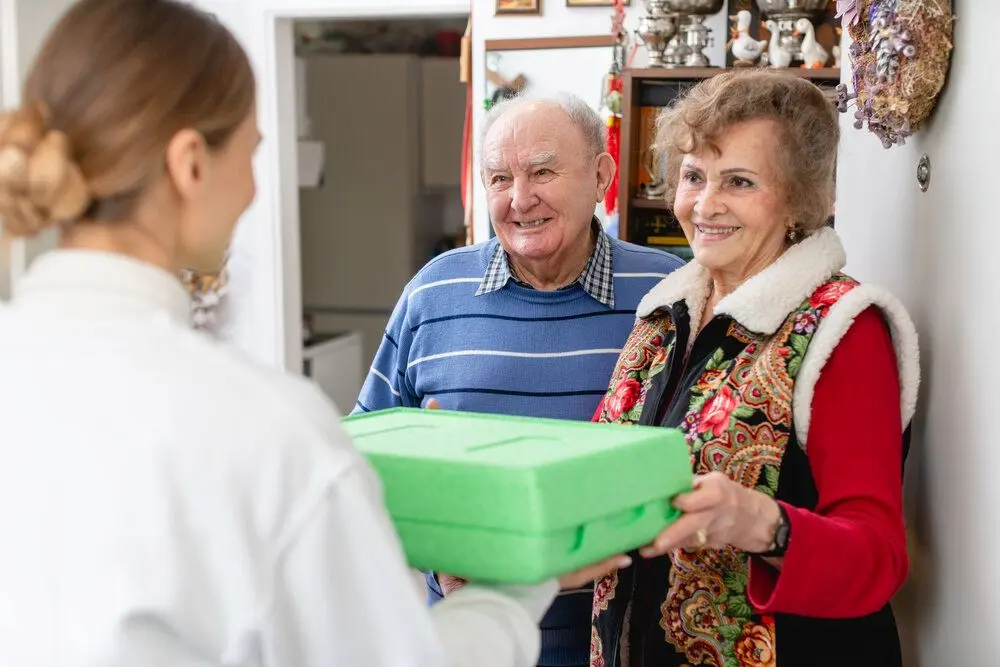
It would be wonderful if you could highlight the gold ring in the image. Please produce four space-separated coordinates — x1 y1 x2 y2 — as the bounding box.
695 529 708 547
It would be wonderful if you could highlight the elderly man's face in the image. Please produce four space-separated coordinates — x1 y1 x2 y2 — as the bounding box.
482 103 609 270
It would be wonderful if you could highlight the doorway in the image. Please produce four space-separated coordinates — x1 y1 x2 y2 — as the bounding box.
289 15 469 413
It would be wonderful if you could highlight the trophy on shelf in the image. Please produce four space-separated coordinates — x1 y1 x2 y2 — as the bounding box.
754 0 830 67
638 145 668 200
636 0 724 68
635 1 678 68
663 0 725 68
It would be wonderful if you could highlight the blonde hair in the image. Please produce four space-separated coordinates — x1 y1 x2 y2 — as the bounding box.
0 0 255 237
655 69 839 235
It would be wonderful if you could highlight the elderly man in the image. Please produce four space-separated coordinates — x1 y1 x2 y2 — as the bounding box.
353 93 684 667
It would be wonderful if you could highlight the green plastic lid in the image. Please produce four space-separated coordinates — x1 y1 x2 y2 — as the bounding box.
344 408 692 534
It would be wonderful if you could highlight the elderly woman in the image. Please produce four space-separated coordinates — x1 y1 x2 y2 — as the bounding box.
589 70 919 667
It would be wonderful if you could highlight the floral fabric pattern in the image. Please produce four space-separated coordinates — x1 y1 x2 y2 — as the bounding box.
595 318 675 425
590 275 859 667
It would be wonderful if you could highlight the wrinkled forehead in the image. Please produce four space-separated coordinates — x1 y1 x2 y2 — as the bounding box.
482 105 582 171
678 118 784 172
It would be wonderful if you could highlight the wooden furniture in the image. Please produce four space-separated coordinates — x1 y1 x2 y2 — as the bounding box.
617 67 841 254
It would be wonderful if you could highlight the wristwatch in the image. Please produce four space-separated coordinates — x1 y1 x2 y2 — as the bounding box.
760 503 791 557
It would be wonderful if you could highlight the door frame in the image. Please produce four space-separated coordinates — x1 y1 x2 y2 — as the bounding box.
198 0 469 373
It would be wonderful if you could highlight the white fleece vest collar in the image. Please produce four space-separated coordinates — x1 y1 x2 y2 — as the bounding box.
634 228 920 446
636 227 847 335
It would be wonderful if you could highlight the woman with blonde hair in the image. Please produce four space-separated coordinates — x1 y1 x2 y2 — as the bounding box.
589 70 919 666
0 1 621 665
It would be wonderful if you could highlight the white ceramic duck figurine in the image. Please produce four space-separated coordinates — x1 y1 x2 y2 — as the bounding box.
794 18 829 68
764 20 793 68
730 10 767 65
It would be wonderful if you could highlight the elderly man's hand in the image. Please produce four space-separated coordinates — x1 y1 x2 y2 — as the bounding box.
438 574 468 596
424 398 464 594
558 554 632 590
439 554 631 596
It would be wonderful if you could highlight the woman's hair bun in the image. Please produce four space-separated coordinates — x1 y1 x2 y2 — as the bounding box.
0 101 90 237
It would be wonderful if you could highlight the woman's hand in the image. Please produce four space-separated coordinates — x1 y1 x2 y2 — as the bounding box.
640 472 781 557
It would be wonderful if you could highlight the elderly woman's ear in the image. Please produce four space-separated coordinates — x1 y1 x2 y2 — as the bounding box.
595 152 616 204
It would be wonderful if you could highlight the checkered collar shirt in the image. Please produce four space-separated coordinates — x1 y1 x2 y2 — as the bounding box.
476 217 615 308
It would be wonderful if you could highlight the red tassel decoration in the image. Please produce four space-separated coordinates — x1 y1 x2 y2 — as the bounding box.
604 0 627 218
605 77 623 217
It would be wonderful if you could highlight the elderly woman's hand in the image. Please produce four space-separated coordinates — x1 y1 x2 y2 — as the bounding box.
640 472 782 558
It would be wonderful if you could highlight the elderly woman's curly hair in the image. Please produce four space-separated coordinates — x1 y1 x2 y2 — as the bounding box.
654 69 839 237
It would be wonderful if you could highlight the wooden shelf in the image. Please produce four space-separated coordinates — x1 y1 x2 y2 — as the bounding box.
484 35 617 51
617 65 841 246
631 197 669 210
626 67 721 80
626 66 841 82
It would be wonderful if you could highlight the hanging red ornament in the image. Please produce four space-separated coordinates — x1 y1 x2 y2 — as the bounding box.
603 0 627 218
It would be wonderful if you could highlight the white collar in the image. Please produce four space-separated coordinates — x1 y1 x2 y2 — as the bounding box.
636 227 847 335
15 249 192 326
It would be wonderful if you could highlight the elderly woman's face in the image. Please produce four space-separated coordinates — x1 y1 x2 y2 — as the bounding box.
673 118 792 281
482 103 607 267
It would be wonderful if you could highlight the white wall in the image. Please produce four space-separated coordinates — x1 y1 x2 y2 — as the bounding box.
470 3 727 243
835 10 999 665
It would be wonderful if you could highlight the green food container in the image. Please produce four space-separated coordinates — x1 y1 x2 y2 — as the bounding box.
342 407 692 585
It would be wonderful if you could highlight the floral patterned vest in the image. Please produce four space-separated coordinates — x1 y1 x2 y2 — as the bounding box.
590 274 872 667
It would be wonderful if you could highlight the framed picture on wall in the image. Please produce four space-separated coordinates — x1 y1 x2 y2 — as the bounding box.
566 0 629 5
496 0 541 14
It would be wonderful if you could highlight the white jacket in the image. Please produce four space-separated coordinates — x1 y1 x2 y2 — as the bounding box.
0 250 556 667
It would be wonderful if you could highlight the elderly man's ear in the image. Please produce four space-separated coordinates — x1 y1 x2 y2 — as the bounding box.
595 152 617 203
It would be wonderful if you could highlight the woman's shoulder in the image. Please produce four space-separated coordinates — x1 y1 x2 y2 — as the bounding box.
793 283 920 445
165 328 364 473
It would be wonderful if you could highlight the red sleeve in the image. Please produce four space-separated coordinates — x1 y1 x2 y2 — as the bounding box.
591 397 605 422
748 307 910 617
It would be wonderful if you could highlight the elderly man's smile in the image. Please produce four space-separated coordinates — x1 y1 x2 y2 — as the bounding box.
513 218 553 229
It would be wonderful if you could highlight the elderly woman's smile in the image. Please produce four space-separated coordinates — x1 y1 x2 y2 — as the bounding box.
693 224 741 239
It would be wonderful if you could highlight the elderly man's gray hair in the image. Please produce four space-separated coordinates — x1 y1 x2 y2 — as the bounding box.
478 92 607 164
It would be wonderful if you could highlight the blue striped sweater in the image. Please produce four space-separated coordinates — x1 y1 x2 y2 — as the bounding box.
353 234 683 666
